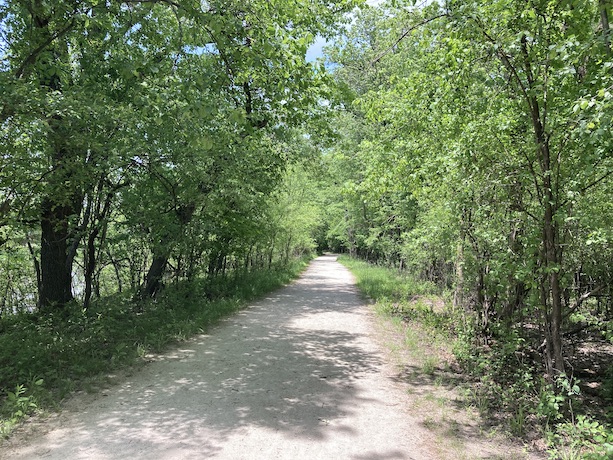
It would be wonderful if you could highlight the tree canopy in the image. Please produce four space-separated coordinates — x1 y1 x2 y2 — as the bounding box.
0 0 360 311
318 0 613 378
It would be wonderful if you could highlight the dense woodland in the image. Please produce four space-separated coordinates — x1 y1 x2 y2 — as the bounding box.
2 0 613 456
317 0 613 455
321 0 613 385
0 0 350 311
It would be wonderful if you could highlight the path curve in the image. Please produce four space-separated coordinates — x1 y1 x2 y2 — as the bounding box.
4 256 454 459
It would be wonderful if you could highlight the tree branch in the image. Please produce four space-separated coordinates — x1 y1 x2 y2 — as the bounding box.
15 18 76 79
120 0 183 10
370 14 447 65
580 168 613 194
562 286 604 320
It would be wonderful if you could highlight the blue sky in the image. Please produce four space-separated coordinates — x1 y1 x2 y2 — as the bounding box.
306 0 385 63
306 35 329 63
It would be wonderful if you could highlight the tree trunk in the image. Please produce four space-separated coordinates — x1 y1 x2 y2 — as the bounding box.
34 20 78 309
106 249 123 293
40 197 74 308
345 209 356 257
533 102 565 375
137 254 168 299
83 228 98 309
543 188 565 374
502 223 526 323
453 221 466 311
26 234 42 299
521 28 565 374
600 0 611 54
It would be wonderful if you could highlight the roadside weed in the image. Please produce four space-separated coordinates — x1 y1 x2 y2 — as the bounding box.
422 356 438 375
0 378 44 438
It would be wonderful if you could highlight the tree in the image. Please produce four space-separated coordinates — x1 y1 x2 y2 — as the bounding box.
1 0 362 311
323 0 613 377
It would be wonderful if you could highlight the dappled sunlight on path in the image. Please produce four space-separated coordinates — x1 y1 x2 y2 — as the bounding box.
4 255 432 460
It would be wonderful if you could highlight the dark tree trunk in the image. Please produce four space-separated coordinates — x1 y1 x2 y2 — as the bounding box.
84 186 113 309
33 18 78 309
26 234 42 298
40 197 74 308
138 254 168 299
519 31 565 375
600 0 611 54
107 249 123 293
83 229 98 309
532 93 565 375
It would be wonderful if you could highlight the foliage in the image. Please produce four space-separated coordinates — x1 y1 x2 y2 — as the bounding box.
0 0 359 310
321 0 613 453
0 0 353 439
323 0 613 373
2 0 613 454
0 379 44 438
549 415 613 460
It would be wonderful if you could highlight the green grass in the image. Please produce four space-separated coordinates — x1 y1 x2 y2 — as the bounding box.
340 256 613 459
338 255 437 301
0 257 310 437
339 255 452 334
339 254 454 372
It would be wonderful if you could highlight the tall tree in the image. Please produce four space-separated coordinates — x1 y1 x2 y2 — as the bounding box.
323 0 613 377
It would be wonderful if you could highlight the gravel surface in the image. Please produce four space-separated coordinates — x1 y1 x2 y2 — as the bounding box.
1 255 529 460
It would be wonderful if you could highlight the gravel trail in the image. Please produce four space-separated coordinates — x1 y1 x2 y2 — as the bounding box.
2 255 501 459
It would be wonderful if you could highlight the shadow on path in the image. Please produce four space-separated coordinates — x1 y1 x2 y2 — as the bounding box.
8 255 424 460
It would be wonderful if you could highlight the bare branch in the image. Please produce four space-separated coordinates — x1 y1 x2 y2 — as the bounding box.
563 285 604 320
580 168 613 194
120 0 183 10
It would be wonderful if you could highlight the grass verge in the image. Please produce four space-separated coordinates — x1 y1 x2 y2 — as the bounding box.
0 257 310 438
339 255 613 459
338 256 527 458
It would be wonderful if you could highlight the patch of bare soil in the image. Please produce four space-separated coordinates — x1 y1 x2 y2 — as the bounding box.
1 256 544 459
569 337 613 419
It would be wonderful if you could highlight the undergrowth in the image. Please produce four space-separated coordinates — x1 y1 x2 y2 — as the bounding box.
0 257 309 438
339 255 438 302
339 255 613 460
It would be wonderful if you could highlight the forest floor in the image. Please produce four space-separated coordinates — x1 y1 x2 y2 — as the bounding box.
1 255 542 460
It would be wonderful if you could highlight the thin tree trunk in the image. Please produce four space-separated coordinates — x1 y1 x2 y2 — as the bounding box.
106 249 123 293
26 233 42 298
453 221 466 311
600 0 611 54
83 228 98 309
521 28 565 374
534 108 565 374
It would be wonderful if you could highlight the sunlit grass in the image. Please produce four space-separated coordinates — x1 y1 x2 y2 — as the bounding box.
338 255 437 301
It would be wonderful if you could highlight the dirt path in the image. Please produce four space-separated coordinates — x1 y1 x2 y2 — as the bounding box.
2 255 534 460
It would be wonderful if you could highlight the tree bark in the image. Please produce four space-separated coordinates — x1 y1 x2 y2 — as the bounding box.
40 197 74 308
29 4 80 310
138 254 168 299
83 228 98 309
600 0 611 54
532 98 565 375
